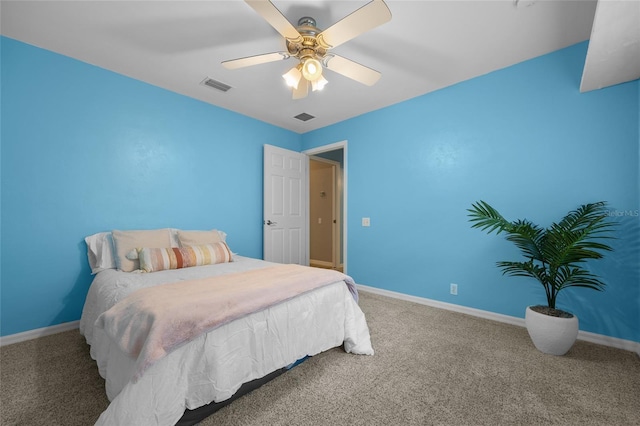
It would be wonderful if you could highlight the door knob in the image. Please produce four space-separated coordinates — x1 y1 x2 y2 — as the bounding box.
265 220 277 226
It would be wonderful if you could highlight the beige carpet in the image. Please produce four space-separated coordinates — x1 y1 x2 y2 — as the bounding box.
1 291 638 425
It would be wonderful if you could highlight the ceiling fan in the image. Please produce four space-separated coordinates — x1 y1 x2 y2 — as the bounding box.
222 0 392 99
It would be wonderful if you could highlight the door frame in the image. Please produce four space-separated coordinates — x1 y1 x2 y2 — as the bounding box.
303 140 347 273
308 156 340 269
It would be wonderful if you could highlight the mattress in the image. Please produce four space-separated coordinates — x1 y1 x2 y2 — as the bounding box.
79 256 373 425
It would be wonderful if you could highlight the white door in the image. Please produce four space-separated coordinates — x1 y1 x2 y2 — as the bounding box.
263 144 307 265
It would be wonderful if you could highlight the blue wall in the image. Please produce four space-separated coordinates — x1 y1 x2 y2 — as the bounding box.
302 42 640 343
1 37 301 336
2 37 638 345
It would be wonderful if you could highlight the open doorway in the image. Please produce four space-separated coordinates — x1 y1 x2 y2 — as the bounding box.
304 142 346 273
309 156 340 270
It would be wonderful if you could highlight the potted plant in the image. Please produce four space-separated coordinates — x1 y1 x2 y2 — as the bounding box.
467 201 617 355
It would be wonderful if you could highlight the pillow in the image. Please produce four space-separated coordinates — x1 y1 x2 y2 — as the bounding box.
168 228 181 247
134 242 233 273
85 232 116 274
112 229 172 272
177 229 226 247
85 229 182 274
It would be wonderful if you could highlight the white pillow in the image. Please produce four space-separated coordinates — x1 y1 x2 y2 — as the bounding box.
85 232 116 274
177 229 227 247
85 229 211 274
169 228 181 247
112 229 173 272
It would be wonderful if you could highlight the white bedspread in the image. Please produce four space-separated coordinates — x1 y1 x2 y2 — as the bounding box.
79 257 373 426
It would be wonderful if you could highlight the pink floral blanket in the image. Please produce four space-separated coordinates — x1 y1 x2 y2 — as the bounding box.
95 264 357 381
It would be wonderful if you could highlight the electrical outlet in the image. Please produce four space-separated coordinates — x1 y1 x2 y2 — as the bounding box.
362 217 370 227
450 283 458 295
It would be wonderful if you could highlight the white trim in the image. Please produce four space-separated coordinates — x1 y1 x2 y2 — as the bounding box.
309 156 341 269
576 330 640 354
0 320 80 347
5 286 638 356
304 140 346 155
357 284 640 356
303 140 348 274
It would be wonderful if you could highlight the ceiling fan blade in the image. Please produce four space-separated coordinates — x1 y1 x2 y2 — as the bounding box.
222 52 289 70
317 0 391 49
245 0 303 43
292 79 309 99
324 54 381 86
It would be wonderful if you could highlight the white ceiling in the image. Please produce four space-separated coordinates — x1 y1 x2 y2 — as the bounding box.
2 1 638 134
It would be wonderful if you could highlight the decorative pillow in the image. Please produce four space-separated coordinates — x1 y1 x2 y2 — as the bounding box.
85 229 182 274
135 242 233 273
177 229 226 247
85 232 116 274
168 228 181 247
112 229 172 272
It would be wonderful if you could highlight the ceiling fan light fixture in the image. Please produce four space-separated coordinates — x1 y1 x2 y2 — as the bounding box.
301 58 323 81
311 75 328 91
226 0 392 99
282 65 302 89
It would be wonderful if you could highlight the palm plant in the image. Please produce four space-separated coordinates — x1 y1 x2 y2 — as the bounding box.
467 201 617 315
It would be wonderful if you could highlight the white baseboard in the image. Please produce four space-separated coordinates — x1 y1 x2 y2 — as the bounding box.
0 320 80 347
357 284 640 356
3 288 639 357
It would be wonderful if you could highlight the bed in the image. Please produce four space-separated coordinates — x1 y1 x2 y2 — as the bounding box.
79 228 374 425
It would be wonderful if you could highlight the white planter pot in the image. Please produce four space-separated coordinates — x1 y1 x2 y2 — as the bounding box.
525 306 579 356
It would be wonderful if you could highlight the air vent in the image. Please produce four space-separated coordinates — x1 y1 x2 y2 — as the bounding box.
294 112 315 122
200 77 232 92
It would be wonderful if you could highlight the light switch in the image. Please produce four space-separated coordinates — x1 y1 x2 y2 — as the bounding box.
318 217 322 224
362 217 370 227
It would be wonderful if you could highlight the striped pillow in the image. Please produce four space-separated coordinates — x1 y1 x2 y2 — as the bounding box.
136 242 232 273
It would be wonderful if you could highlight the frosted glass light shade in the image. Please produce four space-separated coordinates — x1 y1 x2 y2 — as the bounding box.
301 58 323 81
282 66 302 89
311 75 328 91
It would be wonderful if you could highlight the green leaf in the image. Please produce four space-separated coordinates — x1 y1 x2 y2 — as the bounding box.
467 201 512 234
469 200 617 308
